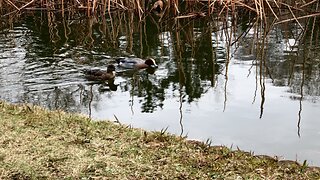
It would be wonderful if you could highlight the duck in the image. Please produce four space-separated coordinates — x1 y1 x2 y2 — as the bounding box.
83 64 116 81
115 57 158 69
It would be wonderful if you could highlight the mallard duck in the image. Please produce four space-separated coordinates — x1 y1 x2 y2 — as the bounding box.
83 64 116 81
116 57 158 69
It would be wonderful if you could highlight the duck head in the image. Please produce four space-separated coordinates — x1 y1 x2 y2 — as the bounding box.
106 64 116 73
145 58 158 68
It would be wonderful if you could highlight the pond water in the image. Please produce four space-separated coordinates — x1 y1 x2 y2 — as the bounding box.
1 12 320 166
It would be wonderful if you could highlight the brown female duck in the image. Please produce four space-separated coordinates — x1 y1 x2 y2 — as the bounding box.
83 64 116 81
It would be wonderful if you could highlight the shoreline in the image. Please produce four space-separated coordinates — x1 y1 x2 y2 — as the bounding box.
0 101 319 179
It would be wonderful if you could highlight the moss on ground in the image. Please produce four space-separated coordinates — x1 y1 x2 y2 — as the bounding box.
0 101 319 179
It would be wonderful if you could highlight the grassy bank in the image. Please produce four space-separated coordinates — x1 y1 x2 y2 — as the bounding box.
0 101 319 179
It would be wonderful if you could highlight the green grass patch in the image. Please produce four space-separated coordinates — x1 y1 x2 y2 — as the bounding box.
0 101 319 179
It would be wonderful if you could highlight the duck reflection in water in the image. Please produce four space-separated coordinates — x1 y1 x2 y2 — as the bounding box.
98 79 118 92
83 64 118 91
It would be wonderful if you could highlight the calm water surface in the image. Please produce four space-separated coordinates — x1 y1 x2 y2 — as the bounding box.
1 13 320 166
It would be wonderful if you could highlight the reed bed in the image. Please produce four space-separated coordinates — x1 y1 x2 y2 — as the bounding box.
1 0 319 23
0 0 319 49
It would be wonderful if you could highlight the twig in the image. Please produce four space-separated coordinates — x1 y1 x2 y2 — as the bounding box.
113 114 121 124
300 0 317 8
286 3 304 30
176 12 205 19
271 0 279 9
110 0 128 10
92 0 98 14
277 2 304 12
275 12 320 24
1 10 18 17
265 0 278 19
236 2 257 13
19 0 35 11
4 0 19 10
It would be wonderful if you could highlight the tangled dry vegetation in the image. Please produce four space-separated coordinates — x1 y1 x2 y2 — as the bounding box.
0 101 320 179
1 0 320 22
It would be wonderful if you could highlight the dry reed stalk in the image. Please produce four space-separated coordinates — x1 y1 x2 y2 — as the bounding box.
275 12 320 25
85 16 95 47
19 0 35 11
256 0 263 21
111 0 127 10
101 0 106 15
119 3 128 10
264 0 278 19
92 0 98 14
108 11 116 46
261 0 267 23
62 12 71 40
136 0 144 19
108 0 111 13
271 0 279 8
300 0 317 8
253 0 259 18
209 0 219 14
286 3 303 30
87 0 90 15
231 0 235 17
173 0 180 14
278 2 304 12
61 0 64 16
118 0 126 9
0 0 319 31
235 1 257 12
4 0 19 10
75 0 83 7
175 12 206 19
218 3 226 16
309 18 316 46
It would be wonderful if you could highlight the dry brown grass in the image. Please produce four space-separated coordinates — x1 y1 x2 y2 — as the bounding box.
1 100 320 179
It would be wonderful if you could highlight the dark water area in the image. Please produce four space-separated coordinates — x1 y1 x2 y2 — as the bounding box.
1 12 320 166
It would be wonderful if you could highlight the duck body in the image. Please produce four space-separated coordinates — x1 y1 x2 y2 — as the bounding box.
116 57 158 69
83 64 116 81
